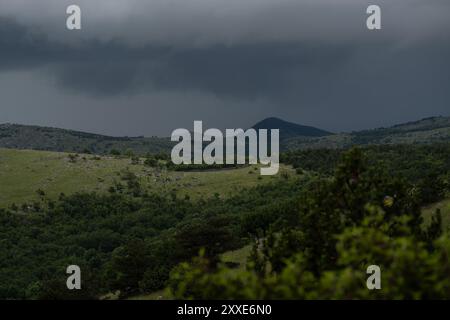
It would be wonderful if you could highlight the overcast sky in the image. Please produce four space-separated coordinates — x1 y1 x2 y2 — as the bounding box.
0 0 449 136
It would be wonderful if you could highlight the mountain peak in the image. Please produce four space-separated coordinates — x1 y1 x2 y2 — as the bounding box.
252 117 332 140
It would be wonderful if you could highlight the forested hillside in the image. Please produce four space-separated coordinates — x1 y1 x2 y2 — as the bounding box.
283 116 450 150
169 148 450 299
0 123 173 155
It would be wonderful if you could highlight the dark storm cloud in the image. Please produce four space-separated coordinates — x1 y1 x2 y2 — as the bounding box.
0 16 360 98
2 13 449 108
57 42 359 98
1 0 450 100
0 0 449 135
0 17 56 71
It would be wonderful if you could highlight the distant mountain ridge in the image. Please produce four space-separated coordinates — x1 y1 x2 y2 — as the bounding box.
283 116 450 150
0 123 172 155
1 116 449 154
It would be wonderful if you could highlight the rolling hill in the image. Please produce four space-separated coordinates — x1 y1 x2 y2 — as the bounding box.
283 116 450 150
0 123 173 155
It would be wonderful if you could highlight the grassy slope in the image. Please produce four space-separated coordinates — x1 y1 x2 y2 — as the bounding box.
422 197 450 231
0 148 126 206
0 148 294 207
220 245 252 269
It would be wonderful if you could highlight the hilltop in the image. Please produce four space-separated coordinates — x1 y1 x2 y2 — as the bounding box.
252 117 332 141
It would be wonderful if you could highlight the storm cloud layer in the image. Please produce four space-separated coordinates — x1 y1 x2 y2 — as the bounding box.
0 0 449 136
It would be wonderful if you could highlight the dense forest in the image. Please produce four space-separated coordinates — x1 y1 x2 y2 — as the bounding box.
282 144 450 204
0 144 448 299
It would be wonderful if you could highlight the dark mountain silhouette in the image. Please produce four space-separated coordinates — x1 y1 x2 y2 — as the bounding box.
252 117 332 141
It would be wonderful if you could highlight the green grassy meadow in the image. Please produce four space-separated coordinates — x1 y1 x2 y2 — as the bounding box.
0 148 294 207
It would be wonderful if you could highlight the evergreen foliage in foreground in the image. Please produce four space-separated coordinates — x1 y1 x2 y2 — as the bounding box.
169 149 448 299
